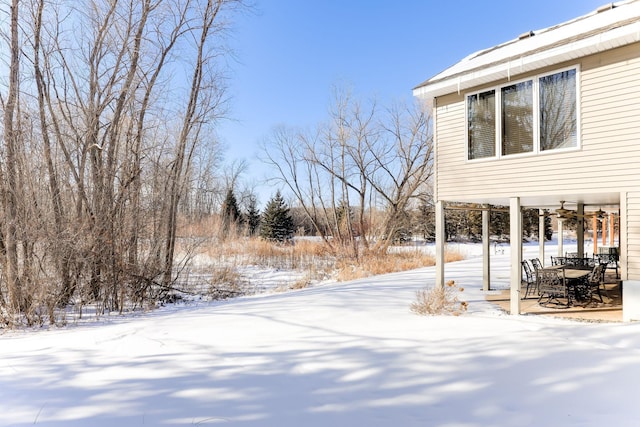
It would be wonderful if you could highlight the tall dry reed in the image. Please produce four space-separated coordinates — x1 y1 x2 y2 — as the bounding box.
188 229 467 292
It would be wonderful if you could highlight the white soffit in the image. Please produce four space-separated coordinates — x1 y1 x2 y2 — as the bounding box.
414 0 640 99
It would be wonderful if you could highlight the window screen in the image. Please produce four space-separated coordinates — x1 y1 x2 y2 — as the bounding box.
540 69 577 150
501 81 533 156
467 90 495 160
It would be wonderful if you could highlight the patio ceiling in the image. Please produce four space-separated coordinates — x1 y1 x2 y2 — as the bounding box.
443 191 621 211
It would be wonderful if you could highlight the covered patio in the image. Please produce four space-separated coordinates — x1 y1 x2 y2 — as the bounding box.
486 271 622 322
434 191 623 320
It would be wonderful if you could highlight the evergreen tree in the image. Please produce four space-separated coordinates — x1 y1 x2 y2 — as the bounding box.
413 200 435 241
244 195 261 236
260 191 294 242
544 210 553 241
465 206 483 241
522 208 539 239
221 188 242 232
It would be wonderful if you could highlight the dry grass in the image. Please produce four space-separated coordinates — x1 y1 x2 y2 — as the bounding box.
199 238 467 284
336 247 465 282
444 249 466 263
182 235 467 301
178 215 221 238
195 237 335 293
202 237 335 280
207 266 248 300
410 280 468 316
336 250 434 281
274 278 312 293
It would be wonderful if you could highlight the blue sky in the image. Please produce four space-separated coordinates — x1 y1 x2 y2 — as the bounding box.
218 0 605 203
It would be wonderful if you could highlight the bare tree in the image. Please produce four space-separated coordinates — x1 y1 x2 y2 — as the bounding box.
1 0 22 315
161 0 235 287
368 101 434 251
0 0 245 324
261 125 339 252
262 87 434 256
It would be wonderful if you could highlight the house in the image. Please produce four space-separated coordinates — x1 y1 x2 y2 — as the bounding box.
413 0 640 321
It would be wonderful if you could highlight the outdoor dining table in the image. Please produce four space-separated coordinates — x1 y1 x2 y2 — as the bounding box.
540 265 592 305
560 268 591 280
542 265 591 280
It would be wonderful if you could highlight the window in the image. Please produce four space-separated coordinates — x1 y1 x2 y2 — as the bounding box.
539 69 577 150
501 81 533 155
467 90 495 160
466 67 578 160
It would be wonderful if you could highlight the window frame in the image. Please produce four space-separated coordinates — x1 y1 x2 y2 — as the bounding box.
500 78 535 157
467 89 497 160
464 65 580 162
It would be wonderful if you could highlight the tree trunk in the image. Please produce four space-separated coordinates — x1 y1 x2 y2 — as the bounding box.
2 0 23 313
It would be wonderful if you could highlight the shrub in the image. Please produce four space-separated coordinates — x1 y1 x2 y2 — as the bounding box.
208 267 246 300
410 280 468 316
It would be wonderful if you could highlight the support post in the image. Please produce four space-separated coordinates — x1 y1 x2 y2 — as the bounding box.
539 209 545 265
609 212 615 247
510 197 522 315
558 219 564 257
577 203 584 258
602 216 607 247
620 192 626 281
435 200 445 290
482 207 490 291
592 215 598 254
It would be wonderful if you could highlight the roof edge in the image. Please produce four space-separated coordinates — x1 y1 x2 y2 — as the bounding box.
414 1 640 99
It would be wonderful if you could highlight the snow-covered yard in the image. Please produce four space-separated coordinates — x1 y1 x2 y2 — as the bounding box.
1 241 639 426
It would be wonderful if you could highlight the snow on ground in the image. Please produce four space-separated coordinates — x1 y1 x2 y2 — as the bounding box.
1 241 639 426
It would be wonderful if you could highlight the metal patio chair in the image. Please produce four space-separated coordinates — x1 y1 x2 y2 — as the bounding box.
530 258 543 271
537 269 570 308
584 263 608 304
521 260 537 299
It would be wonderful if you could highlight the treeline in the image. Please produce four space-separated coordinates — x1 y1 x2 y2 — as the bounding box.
224 187 553 246
0 0 245 325
289 202 553 243
442 205 553 242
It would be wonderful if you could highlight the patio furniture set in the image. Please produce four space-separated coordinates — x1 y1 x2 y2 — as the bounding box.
521 255 611 308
